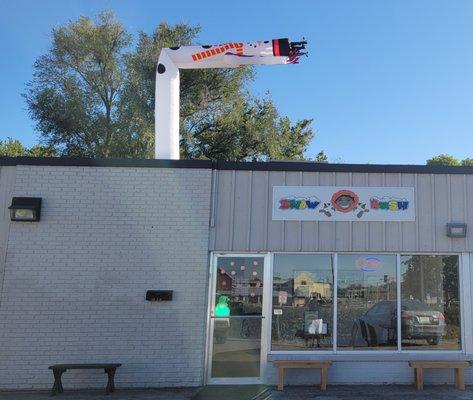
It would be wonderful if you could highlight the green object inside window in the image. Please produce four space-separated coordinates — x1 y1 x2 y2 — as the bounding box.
215 295 230 317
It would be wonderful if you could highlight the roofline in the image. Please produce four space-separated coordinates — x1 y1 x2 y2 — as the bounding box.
216 160 473 174
2 156 473 175
0 156 212 169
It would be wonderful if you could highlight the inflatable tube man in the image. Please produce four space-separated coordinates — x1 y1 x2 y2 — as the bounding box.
155 38 307 159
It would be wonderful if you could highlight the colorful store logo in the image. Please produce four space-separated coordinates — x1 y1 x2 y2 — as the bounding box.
331 190 359 213
370 197 409 211
278 190 411 219
357 257 382 272
273 186 415 221
279 197 320 210
319 189 369 218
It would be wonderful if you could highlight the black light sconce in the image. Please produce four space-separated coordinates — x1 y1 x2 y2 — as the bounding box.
9 197 42 222
446 223 467 238
146 290 173 302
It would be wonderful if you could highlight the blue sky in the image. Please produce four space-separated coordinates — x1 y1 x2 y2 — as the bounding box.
0 0 472 164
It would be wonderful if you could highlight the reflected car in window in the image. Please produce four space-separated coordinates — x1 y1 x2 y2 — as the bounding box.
351 300 445 347
401 300 446 345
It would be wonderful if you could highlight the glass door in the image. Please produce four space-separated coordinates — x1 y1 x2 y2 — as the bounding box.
206 254 269 384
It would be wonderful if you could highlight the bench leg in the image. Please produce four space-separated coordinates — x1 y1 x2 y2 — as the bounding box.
320 367 328 390
105 368 117 394
51 368 65 395
277 367 284 391
415 368 423 390
455 368 465 390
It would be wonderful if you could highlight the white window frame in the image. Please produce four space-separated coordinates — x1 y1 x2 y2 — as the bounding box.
205 252 271 385
268 251 468 358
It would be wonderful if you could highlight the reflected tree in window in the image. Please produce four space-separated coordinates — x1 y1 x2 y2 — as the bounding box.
400 255 460 350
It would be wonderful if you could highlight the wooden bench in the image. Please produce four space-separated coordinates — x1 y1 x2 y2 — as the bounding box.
273 360 332 391
48 363 121 395
409 361 471 390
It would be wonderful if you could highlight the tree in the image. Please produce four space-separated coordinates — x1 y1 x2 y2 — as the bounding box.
25 11 131 158
426 154 473 166
0 138 24 157
25 12 314 160
27 144 57 157
426 154 461 166
0 137 57 157
314 150 328 163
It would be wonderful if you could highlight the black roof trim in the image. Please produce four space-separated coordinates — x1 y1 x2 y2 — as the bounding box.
2 156 473 175
216 160 473 174
0 156 212 169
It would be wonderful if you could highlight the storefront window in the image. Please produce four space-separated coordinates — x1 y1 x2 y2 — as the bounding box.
272 254 333 351
400 255 461 350
268 252 462 353
337 254 397 350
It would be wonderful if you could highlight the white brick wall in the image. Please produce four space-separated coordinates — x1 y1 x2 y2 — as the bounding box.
0 165 212 389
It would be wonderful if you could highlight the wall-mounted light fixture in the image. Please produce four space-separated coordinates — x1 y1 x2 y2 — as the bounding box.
146 290 173 301
446 223 467 238
8 197 42 222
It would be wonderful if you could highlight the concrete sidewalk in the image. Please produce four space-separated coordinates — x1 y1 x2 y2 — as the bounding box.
1 385 473 400
0 388 198 400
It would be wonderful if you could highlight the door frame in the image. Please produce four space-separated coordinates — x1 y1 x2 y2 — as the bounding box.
204 252 271 385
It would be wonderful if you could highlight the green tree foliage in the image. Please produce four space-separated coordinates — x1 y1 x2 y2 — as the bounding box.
0 137 56 157
460 158 473 166
25 12 314 160
314 150 328 163
27 144 57 157
426 154 461 166
426 154 473 166
0 138 24 157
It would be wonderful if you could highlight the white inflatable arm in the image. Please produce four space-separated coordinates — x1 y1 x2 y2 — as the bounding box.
155 38 307 159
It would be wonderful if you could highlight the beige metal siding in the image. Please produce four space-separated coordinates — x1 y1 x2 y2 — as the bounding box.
209 170 473 252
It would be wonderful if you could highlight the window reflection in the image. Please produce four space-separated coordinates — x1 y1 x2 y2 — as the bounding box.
212 256 265 378
337 254 397 350
400 255 460 350
268 253 462 353
272 254 333 351
215 257 264 316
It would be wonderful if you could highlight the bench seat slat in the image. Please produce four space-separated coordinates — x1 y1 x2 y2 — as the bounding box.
48 363 121 370
409 361 470 369
273 361 332 369
273 361 332 366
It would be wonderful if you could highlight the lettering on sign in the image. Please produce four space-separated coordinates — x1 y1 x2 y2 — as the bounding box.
272 186 415 221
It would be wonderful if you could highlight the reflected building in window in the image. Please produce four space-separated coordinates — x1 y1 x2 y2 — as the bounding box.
293 271 333 307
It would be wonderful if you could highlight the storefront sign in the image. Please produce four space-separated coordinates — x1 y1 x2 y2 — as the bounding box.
272 186 415 221
357 256 382 272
